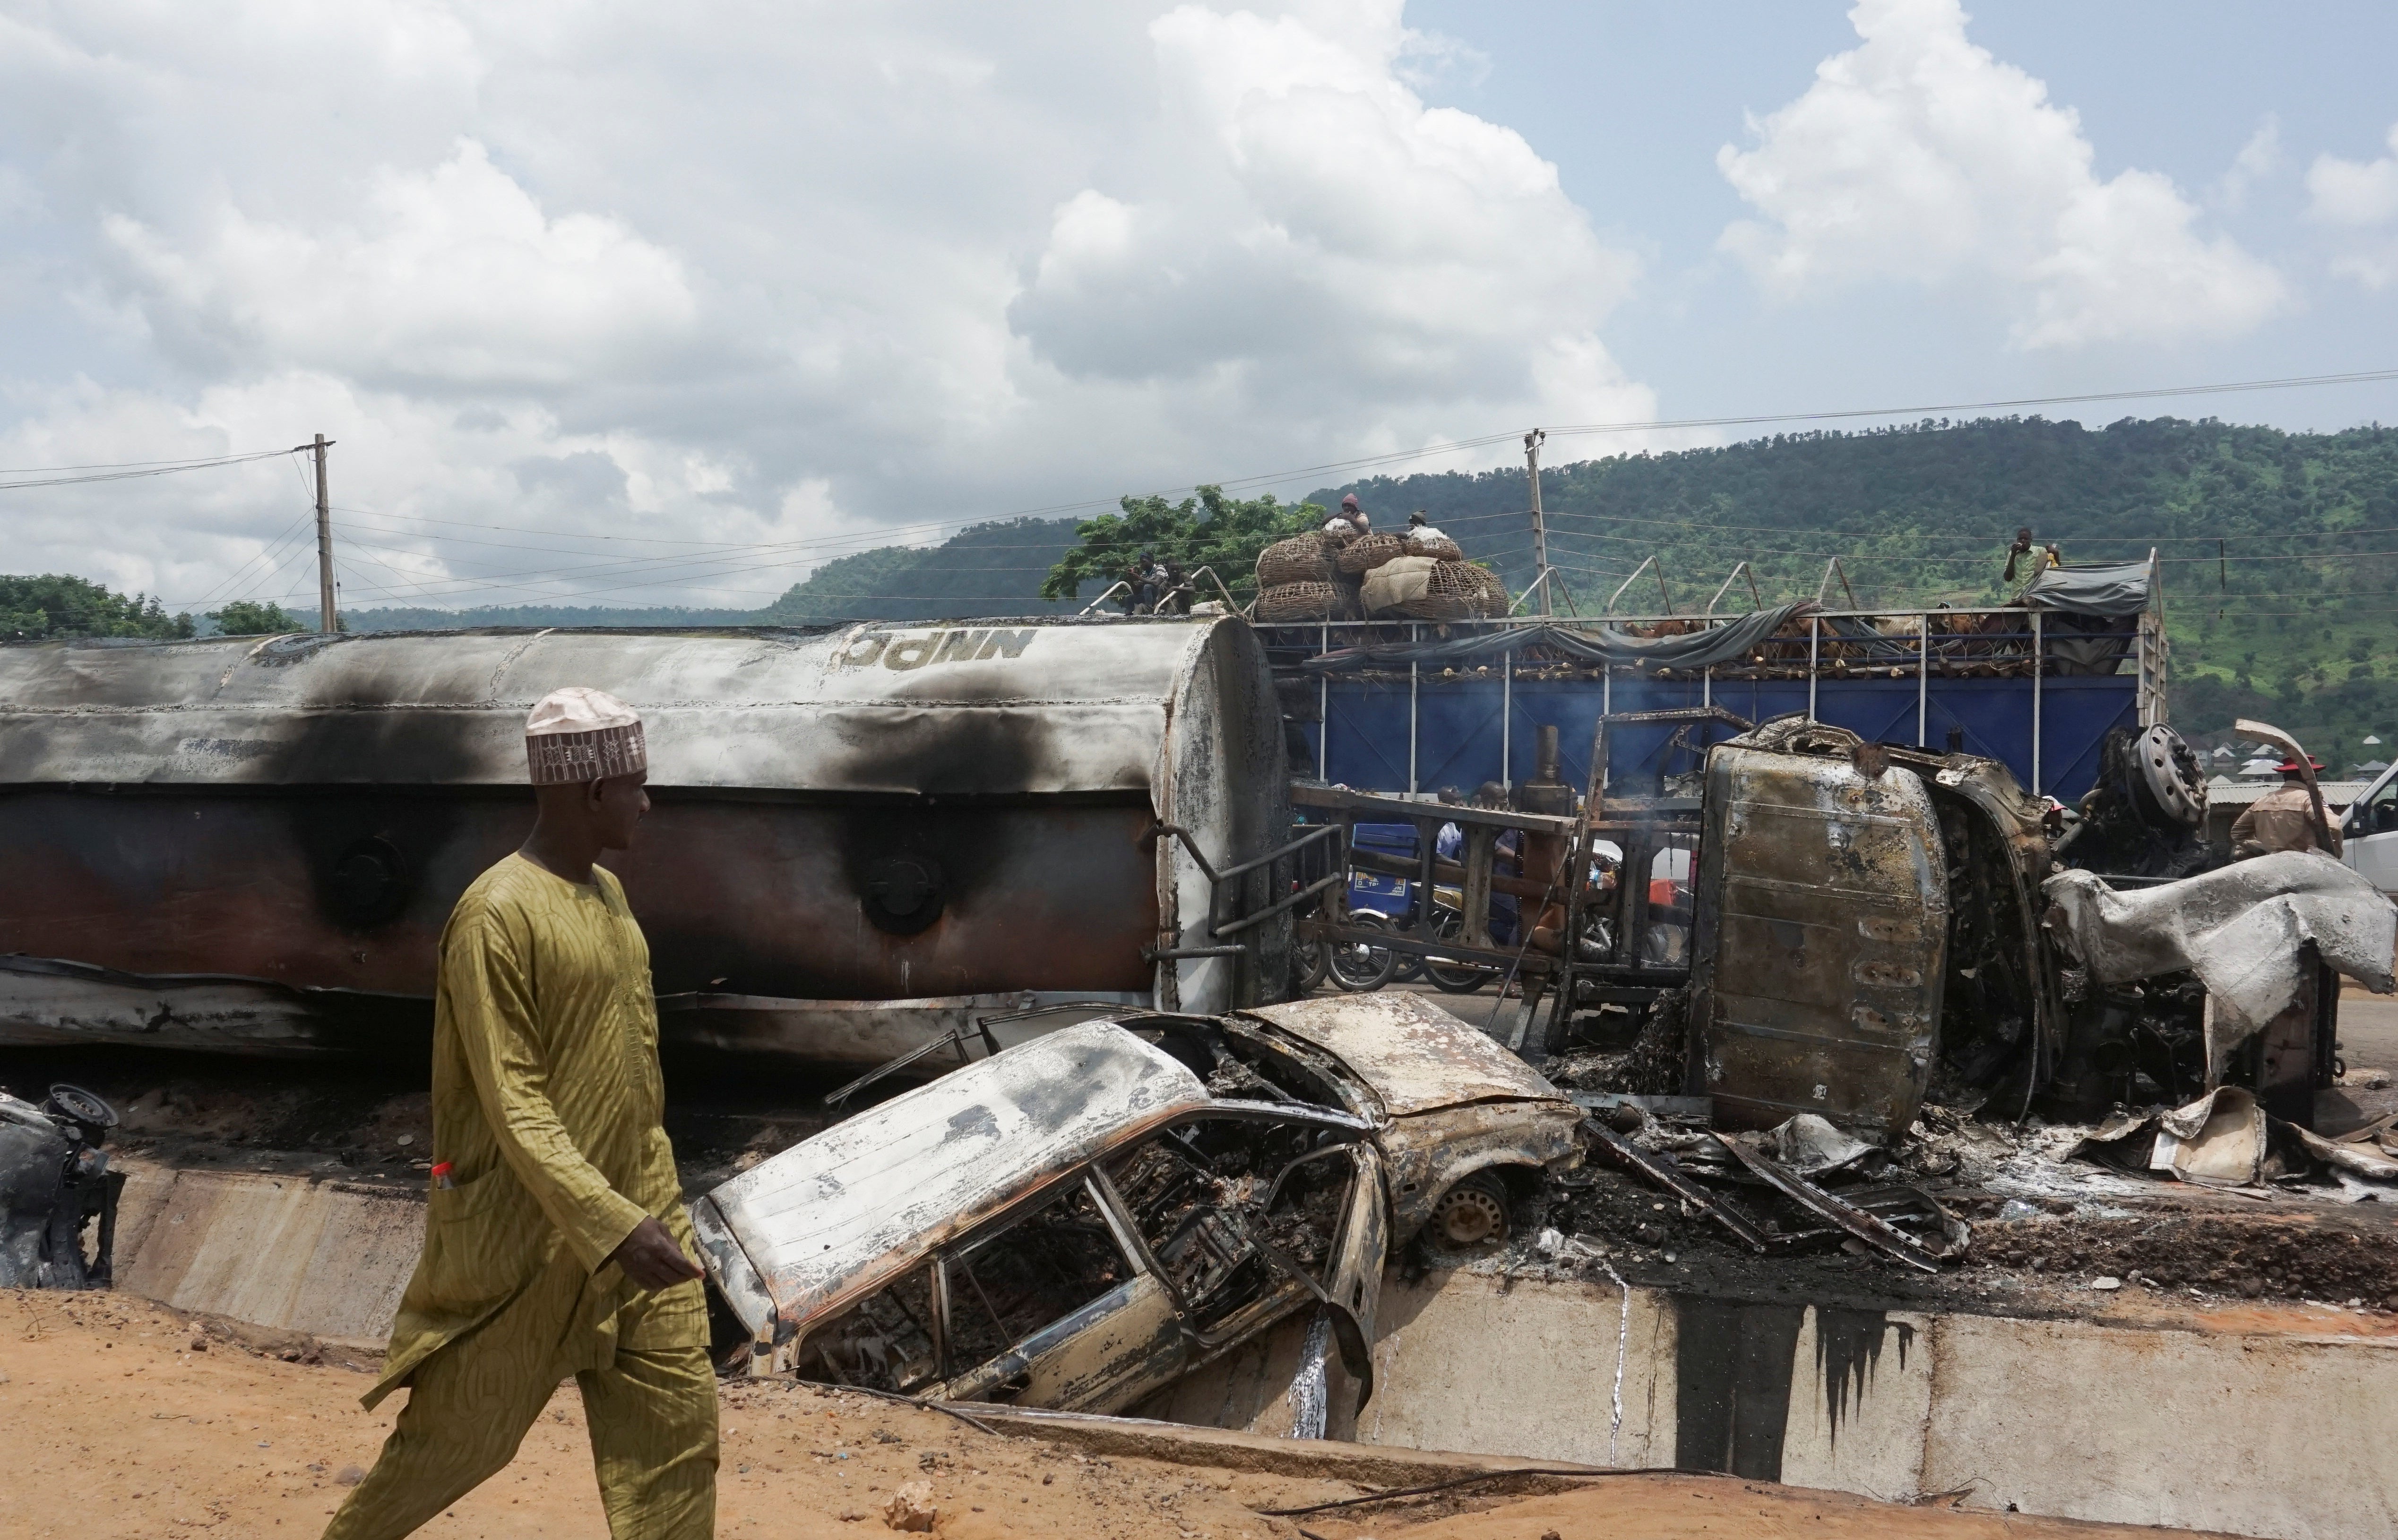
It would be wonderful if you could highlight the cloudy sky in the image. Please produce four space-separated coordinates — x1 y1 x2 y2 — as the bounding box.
4 0 2396 614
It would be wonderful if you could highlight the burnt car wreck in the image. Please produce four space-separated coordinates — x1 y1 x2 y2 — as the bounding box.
0 1081 120 1290
691 995 1580 1424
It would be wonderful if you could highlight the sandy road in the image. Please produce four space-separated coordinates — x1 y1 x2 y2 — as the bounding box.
0 1289 2235 1540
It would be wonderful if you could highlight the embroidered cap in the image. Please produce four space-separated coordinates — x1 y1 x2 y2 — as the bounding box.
525 687 647 785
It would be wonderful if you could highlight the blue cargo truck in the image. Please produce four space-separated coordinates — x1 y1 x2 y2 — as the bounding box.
1259 558 2165 807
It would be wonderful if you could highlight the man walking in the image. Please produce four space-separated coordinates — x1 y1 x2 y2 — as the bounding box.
326 687 716 1540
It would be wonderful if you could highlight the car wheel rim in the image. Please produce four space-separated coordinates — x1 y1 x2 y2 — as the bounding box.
1431 1184 1507 1247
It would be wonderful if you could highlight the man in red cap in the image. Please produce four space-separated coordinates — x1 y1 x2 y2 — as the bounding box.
2232 756 2343 859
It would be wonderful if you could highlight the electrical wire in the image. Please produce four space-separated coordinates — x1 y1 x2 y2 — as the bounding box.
78 360 2398 611
0 447 300 491
1533 366 2398 444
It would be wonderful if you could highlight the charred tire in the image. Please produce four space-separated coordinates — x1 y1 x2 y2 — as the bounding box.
1425 1171 1512 1252
1426 963 1491 994
1423 907 1491 994
1290 935 1332 995
1327 912 1398 992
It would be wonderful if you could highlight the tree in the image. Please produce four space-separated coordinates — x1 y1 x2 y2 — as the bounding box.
0 574 194 641
207 600 301 636
1040 486 1323 604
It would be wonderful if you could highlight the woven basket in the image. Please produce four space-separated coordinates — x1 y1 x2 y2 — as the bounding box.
1391 560 1506 621
1254 581 1352 623
1402 534 1464 562
1336 532 1407 576
1256 533 1334 588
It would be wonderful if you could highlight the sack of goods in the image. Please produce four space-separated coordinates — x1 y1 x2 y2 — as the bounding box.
1402 532 1464 561
1360 557 1508 620
1254 581 1354 622
1336 532 1408 575
1255 533 1335 588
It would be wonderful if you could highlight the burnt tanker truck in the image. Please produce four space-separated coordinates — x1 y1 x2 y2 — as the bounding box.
0 617 1296 1065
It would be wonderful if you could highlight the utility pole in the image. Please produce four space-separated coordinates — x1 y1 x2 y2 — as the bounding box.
311 433 337 634
1524 428 1550 616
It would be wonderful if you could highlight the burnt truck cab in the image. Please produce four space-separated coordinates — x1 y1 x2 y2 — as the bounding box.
1689 718 2072 1141
1686 714 2394 1137
692 997 1579 1418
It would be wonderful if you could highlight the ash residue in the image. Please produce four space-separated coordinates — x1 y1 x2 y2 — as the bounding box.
1972 1212 2398 1308
1546 988 1690 1095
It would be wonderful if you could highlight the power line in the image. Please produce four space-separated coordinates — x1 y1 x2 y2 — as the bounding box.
0 447 299 491
0 450 286 474
1536 505 2398 547
1533 366 2398 444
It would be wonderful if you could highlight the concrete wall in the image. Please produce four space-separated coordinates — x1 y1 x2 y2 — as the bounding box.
112 1159 423 1349
1923 1311 2398 1538
1345 1269 2398 1540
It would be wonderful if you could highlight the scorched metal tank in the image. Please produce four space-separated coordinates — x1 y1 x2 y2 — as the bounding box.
0 616 1293 1065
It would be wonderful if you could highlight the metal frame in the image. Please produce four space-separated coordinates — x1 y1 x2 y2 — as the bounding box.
1815 557 1859 610
1288 785 1579 980
1540 705 1752 1055
1142 819 1346 972
1604 556 1675 616
1510 568 1560 615
1705 563 1761 615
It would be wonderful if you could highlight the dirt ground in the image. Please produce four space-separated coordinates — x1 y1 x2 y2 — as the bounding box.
0 1290 2231 1540
2338 990 2398 1076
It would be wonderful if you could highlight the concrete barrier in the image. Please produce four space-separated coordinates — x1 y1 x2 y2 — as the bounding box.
1157 1267 2398 1540
101 1164 2398 1540
111 1158 422 1349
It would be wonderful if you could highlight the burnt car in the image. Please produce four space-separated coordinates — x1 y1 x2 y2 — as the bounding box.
0 1083 120 1289
690 994 1580 1415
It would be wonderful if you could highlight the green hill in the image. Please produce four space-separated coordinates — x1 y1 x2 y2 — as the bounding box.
755 517 1082 624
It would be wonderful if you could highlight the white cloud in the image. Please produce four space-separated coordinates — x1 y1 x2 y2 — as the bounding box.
1715 0 2285 350
2214 116 2280 211
1011 3 1646 429
2308 123 2398 289
0 373 832 614
102 141 698 388
0 1 1653 612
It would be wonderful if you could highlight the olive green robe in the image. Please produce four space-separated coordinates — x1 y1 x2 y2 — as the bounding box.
365 852 707 1411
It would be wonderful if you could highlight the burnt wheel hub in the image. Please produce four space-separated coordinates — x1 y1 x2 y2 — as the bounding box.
1431 1182 1508 1247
